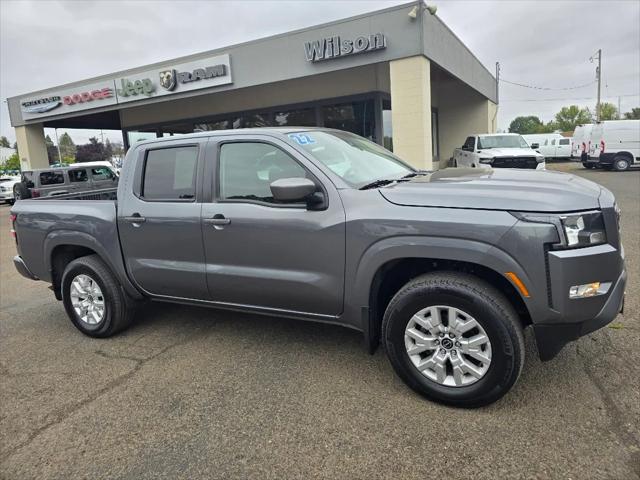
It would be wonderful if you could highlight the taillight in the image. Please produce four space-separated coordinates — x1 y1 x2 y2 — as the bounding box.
9 213 17 242
600 140 605 153
31 189 40 198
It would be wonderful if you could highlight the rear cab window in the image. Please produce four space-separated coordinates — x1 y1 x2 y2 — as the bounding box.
559 139 570 145
141 146 198 201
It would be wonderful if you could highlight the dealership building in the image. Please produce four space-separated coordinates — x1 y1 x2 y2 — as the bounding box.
7 1 497 171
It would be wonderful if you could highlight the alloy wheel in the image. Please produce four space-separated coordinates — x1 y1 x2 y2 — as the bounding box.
404 305 492 387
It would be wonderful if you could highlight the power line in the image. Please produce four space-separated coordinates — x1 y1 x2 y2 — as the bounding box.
501 93 639 103
500 78 597 91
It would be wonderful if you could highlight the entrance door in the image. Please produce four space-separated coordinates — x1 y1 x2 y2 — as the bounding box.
201 137 345 316
118 138 208 299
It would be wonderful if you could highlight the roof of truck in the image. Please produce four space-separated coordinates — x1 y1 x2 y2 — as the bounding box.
131 127 340 147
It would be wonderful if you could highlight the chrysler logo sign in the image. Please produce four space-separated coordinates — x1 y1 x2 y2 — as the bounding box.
305 33 387 62
21 96 62 114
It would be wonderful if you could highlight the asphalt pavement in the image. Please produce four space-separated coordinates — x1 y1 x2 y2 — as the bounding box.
1 162 638 479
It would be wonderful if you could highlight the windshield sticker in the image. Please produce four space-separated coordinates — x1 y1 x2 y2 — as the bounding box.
288 133 316 145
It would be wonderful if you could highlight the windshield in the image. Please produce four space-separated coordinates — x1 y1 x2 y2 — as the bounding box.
288 130 413 187
478 135 528 149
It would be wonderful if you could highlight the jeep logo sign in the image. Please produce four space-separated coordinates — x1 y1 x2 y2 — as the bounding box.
304 33 387 62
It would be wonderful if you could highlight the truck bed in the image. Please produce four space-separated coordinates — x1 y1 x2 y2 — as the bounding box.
11 197 121 284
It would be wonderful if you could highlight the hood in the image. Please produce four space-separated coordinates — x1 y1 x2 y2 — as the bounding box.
479 147 542 158
379 168 603 213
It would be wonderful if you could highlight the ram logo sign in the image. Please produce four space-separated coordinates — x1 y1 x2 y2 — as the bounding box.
304 33 387 62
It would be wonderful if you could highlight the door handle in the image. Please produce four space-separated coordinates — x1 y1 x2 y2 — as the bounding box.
203 216 231 226
123 214 146 224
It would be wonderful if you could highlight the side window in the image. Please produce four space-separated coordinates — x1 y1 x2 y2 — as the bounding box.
142 146 198 201
559 138 570 145
68 169 88 182
544 140 548 146
39 171 64 186
219 142 306 204
551 139 556 145
91 167 115 181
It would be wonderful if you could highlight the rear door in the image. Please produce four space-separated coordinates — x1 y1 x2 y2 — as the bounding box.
200 135 346 316
67 168 90 193
117 137 208 299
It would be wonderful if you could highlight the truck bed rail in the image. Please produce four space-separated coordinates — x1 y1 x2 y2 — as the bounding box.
32 188 118 201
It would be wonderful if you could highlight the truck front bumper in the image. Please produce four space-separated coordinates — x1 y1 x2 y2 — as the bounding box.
533 267 626 361
13 255 38 281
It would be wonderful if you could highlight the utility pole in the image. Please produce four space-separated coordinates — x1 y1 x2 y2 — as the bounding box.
618 96 621 119
594 49 602 121
54 129 62 165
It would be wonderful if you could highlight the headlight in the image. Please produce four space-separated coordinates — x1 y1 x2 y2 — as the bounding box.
560 212 606 247
479 158 493 164
511 210 607 249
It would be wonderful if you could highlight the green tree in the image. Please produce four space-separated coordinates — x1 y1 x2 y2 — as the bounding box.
58 132 76 162
76 137 110 163
3 152 20 170
508 116 545 134
623 107 640 120
553 105 593 132
12 141 18 154
599 102 618 121
0 136 10 148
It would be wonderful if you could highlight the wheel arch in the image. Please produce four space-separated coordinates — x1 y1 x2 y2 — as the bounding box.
353 237 533 353
44 231 143 301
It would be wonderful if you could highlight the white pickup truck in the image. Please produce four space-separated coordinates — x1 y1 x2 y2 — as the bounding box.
453 133 545 170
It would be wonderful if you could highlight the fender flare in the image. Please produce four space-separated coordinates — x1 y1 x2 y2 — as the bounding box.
349 236 535 350
43 229 144 300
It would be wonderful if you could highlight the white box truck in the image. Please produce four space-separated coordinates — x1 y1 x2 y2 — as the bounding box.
571 124 593 161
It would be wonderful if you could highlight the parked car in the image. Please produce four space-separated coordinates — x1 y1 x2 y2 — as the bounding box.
522 133 571 160
585 120 640 171
13 161 118 200
571 124 594 161
0 175 21 205
454 133 545 169
10 128 625 407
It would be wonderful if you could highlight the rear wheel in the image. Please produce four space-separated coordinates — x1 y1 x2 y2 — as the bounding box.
583 163 594 169
61 255 134 337
613 155 630 172
382 272 525 407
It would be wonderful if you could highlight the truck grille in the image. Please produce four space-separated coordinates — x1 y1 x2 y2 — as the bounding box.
491 157 539 169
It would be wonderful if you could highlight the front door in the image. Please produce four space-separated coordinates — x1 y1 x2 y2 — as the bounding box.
201 137 345 316
118 138 208 299
89 165 118 190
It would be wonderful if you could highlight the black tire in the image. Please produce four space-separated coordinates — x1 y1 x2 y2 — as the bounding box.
583 163 594 169
13 182 31 200
613 155 630 172
382 272 525 408
61 254 134 337
7 199 15 206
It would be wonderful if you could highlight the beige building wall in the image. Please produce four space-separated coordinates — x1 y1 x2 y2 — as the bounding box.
121 64 390 129
15 124 49 170
389 56 433 170
437 78 497 168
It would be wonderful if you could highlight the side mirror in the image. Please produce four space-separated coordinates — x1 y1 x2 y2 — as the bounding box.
531 143 539 149
270 177 317 202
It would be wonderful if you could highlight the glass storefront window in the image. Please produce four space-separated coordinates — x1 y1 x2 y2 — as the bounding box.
195 119 231 132
242 113 273 128
322 100 375 141
274 108 316 127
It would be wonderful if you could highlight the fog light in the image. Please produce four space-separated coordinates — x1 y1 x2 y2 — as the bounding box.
569 282 611 299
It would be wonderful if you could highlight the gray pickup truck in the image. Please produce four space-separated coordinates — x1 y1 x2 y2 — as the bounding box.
10 128 626 407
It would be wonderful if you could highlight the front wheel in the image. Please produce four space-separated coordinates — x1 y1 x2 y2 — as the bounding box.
13 182 30 201
61 255 134 337
583 163 594 169
382 272 525 407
